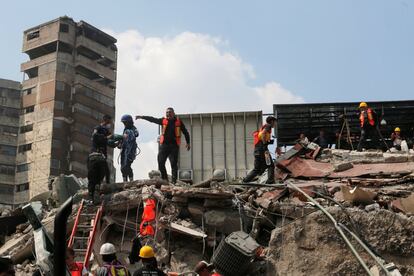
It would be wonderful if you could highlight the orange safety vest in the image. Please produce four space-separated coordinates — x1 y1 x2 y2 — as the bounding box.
69 262 84 276
140 198 156 237
253 125 271 146
160 118 182 145
359 108 375 128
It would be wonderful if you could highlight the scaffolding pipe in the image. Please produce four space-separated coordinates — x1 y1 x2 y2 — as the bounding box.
286 182 373 276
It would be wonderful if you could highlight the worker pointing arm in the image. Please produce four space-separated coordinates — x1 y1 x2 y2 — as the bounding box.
135 107 191 184
135 115 163 125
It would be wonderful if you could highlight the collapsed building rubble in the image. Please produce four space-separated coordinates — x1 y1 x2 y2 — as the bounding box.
1 145 414 275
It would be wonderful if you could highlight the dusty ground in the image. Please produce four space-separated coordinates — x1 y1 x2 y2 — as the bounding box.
268 206 414 276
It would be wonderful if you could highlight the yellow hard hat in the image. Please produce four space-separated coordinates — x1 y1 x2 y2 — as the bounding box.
395 127 401 132
139 245 155 259
359 102 368 108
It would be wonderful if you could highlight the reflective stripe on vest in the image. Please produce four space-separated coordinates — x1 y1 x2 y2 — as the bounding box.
254 125 271 146
360 108 375 127
160 118 182 145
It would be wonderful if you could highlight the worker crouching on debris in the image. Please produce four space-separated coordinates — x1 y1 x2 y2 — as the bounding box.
243 115 277 184
119 115 139 182
391 127 403 150
357 102 379 151
95 243 131 276
136 107 191 184
0 257 15 276
133 246 166 276
66 247 89 276
296 133 309 145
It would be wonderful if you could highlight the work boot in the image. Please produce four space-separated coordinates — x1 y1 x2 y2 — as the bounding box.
86 193 94 206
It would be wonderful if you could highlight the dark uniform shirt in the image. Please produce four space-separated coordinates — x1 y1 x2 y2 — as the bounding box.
141 116 190 145
313 135 329 149
133 264 166 276
92 125 111 156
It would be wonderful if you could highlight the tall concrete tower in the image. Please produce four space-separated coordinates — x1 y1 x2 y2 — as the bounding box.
18 16 117 199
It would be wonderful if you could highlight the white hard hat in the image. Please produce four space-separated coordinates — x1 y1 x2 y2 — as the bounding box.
100 243 116 255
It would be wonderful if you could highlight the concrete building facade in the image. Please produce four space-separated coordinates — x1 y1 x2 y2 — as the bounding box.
0 79 22 206
18 16 117 199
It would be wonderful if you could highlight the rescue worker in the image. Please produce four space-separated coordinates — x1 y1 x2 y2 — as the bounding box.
95 243 130 276
133 246 166 276
87 114 112 204
92 114 113 158
357 102 379 151
66 247 88 276
296 133 309 145
313 130 330 149
243 116 277 184
136 108 190 184
0 257 15 276
391 127 403 150
87 139 110 204
119 115 139 182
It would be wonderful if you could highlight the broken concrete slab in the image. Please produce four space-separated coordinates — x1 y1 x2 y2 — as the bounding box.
204 209 242 234
329 162 414 178
341 186 377 205
391 193 414 214
333 162 354 172
269 207 414 275
167 187 234 199
277 157 332 178
276 144 305 163
51 174 82 205
167 222 207 238
384 153 409 163
255 189 286 209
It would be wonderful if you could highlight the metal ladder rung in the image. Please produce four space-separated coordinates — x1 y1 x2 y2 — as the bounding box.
74 236 89 240
77 224 92 228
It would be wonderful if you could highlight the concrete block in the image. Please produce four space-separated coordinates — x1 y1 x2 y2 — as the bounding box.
333 162 354 172
331 149 351 159
383 153 408 163
204 209 241 234
349 151 385 164
364 151 383 158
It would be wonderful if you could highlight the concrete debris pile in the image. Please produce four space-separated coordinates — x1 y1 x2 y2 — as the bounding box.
1 146 414 275
269 207 414 275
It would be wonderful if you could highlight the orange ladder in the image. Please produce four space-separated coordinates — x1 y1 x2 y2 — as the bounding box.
68 200 103 268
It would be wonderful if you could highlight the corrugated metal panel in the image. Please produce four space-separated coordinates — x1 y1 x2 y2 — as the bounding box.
178 111 262 183
274 100 414 147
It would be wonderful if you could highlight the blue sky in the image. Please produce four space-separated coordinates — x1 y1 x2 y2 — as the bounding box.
1 0 413 103
2 0 413 179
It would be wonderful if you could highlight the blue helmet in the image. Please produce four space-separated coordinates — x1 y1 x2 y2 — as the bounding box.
121 114 133 123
